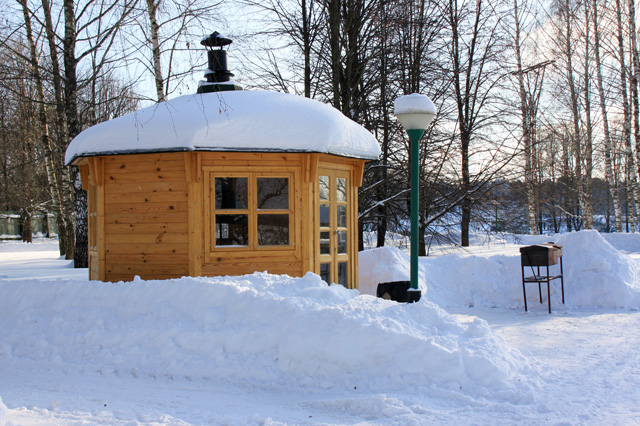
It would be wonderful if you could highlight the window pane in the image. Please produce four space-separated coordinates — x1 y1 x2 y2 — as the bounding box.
337 178 346 201
215 214 248 246
337 230 347 254
338 262 347 287
319 176 329 201
215 178 248 209
320 231 331 255
257 178 289 209
320 204 330 227
258 214 289 246
337 205 347 228
320 263 331 283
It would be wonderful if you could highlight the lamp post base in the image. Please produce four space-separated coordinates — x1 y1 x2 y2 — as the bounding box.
376 282 422 303
407 289 422 303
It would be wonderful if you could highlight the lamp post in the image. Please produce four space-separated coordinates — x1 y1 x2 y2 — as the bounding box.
394 93 437 302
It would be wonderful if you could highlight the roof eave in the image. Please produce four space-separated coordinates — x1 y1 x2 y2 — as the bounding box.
66 147 379 165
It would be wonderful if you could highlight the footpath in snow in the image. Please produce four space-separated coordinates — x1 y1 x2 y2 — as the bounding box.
1 230 639 425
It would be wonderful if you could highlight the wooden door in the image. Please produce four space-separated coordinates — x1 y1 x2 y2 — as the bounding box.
317 169 350 287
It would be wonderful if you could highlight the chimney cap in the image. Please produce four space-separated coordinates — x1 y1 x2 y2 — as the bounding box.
201 31 232 48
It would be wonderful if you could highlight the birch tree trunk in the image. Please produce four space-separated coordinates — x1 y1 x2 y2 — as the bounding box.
146 0 166 102
41 0 75 257
582 4 594 230
512 0 537 234
593 0 623 232
17 0 67 252
561 0 584 230
63 0 89 267
327 0 341 109
629 0 640 229
616 0 638 231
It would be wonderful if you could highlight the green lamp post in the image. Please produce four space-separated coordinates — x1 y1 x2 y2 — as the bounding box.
394 93 437 302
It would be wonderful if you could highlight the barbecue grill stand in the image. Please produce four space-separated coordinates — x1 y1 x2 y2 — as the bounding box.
520 243 564 313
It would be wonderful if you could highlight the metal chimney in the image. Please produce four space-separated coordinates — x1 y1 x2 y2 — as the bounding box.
197 32 242 94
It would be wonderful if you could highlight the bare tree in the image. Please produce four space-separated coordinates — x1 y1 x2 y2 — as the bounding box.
131 0 225 102
5 0 137 265
16 0 68 248
445 0 506 246
0 41 50 242
592 0 623 232
614 0 638 231
236 0 323 97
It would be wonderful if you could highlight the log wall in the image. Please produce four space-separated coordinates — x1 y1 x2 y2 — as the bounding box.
101 153 189 281
79 151 367 288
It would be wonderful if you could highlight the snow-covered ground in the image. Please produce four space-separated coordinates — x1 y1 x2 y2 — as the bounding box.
1 231 639 425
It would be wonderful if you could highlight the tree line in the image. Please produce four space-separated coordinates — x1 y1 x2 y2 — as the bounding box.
0 0 638 265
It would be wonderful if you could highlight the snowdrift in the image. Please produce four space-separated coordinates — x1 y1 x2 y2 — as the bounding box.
0 397 6 426
0 272 529 396
360 230 640 309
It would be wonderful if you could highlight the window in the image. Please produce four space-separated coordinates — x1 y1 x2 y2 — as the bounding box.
210 173 293 250
317 170 350 287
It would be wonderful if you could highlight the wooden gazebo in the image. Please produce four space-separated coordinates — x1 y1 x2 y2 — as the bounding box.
66 90 380 289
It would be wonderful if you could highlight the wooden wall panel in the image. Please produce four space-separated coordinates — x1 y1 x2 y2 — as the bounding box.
105 222 188 234
106 212 188 224
102 152 190 282
104 202 188 214
106 263 189 275
200 152 305 168
105 243 189 254
105 181 187 194
90 151 368 285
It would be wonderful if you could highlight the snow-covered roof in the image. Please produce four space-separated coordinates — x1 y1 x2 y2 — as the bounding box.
65 91 381 164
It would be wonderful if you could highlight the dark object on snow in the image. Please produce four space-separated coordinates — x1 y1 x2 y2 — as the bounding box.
520 243 564 313
376 281 421 303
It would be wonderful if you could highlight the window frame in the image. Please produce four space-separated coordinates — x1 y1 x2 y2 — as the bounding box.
204 167 296 260
316 168 351 287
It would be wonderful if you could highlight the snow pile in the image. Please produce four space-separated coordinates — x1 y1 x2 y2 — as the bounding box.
356 246 410 295
360 230 640 309
65 91 381 164
0 272 529 396
557 230 640 308
601 232 640 253
0 397 6 426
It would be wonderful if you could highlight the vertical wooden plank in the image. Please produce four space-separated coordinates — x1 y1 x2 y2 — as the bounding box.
184 152 198 183
313 168 321 278
303 158 311 272
300 174 312 274
309 154 319 183
249 175 257 250
293 168 304 276
89 157 104 186
350 168 359 290
79 165 90 191
97 181 106 281
353 160 364 188
203 172 212 264
187 153 203 276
